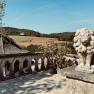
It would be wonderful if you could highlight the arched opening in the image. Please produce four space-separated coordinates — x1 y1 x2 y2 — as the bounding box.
44 57 47 64
91 54 94 65
31 59 35 65
14 60 20 73
23 59 29 73
31 59 35 71
40 58 45 70
4 61 11 76
23 59 28 69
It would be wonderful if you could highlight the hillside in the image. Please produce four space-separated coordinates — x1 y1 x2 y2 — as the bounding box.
9 36 69 47
3 27 75 41
4 27 42 36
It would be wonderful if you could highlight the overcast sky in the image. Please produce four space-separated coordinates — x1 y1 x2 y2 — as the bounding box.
4 0 94 33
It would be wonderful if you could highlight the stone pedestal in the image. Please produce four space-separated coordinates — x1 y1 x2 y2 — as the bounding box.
61 66 94 94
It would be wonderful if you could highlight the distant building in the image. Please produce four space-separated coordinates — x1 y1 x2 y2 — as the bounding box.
20 32 25 36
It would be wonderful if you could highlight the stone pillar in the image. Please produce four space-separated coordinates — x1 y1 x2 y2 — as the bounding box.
0 60 4 80
0 63 6 77
44 57 48 69
37 58 42 70
40 58 46 71
34 58 40 72
9 63 15 78
19 62 24 75
27 60 32 73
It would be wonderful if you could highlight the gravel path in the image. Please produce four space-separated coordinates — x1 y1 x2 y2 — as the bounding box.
0 71 66 94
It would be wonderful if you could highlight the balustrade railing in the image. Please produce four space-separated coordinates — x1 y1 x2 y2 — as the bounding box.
0 52 58 81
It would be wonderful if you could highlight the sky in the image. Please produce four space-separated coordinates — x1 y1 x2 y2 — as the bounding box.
3 0 94 33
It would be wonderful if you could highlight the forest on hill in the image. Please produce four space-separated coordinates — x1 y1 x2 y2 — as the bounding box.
3 27 75 41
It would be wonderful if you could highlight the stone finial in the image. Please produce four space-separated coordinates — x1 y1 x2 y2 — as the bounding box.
73 28 94 73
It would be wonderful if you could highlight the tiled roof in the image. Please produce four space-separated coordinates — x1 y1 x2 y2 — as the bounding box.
0 34 29 54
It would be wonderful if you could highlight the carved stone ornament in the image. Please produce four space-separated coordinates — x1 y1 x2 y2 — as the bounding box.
73 28 94 73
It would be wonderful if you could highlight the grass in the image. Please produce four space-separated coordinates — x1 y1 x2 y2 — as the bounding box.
9 35 72 47
9 35 32 42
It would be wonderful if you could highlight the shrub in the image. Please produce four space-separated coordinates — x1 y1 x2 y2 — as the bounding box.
43 42 76 73
26 44 44 52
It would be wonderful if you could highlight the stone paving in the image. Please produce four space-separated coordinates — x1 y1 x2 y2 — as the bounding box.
0 71 66 94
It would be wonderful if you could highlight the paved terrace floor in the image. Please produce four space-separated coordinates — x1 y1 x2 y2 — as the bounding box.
0 71 66 94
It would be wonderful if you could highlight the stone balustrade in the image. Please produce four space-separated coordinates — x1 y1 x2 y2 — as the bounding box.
0 52 53 81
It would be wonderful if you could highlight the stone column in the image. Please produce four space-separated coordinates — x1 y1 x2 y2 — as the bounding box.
44 57 48 70
19 62 24 75
0 63 6 77
0 60 4 80
9 62 15 78
27 60 32 73
34 58 40 72
40 58 46 71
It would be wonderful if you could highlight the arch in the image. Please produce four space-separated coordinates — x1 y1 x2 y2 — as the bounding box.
31 59 35 65
22 59 29 73
31 59 35 71
34 58 40 72
5 61 11 71
23 59 28 69
4 61 11 76
14 60 20 73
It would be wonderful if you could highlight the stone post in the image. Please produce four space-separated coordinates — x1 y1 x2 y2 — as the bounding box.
27 60 32 73
34 58 40 72
9 63 15 78
40 58 46 71
19 62 24 75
